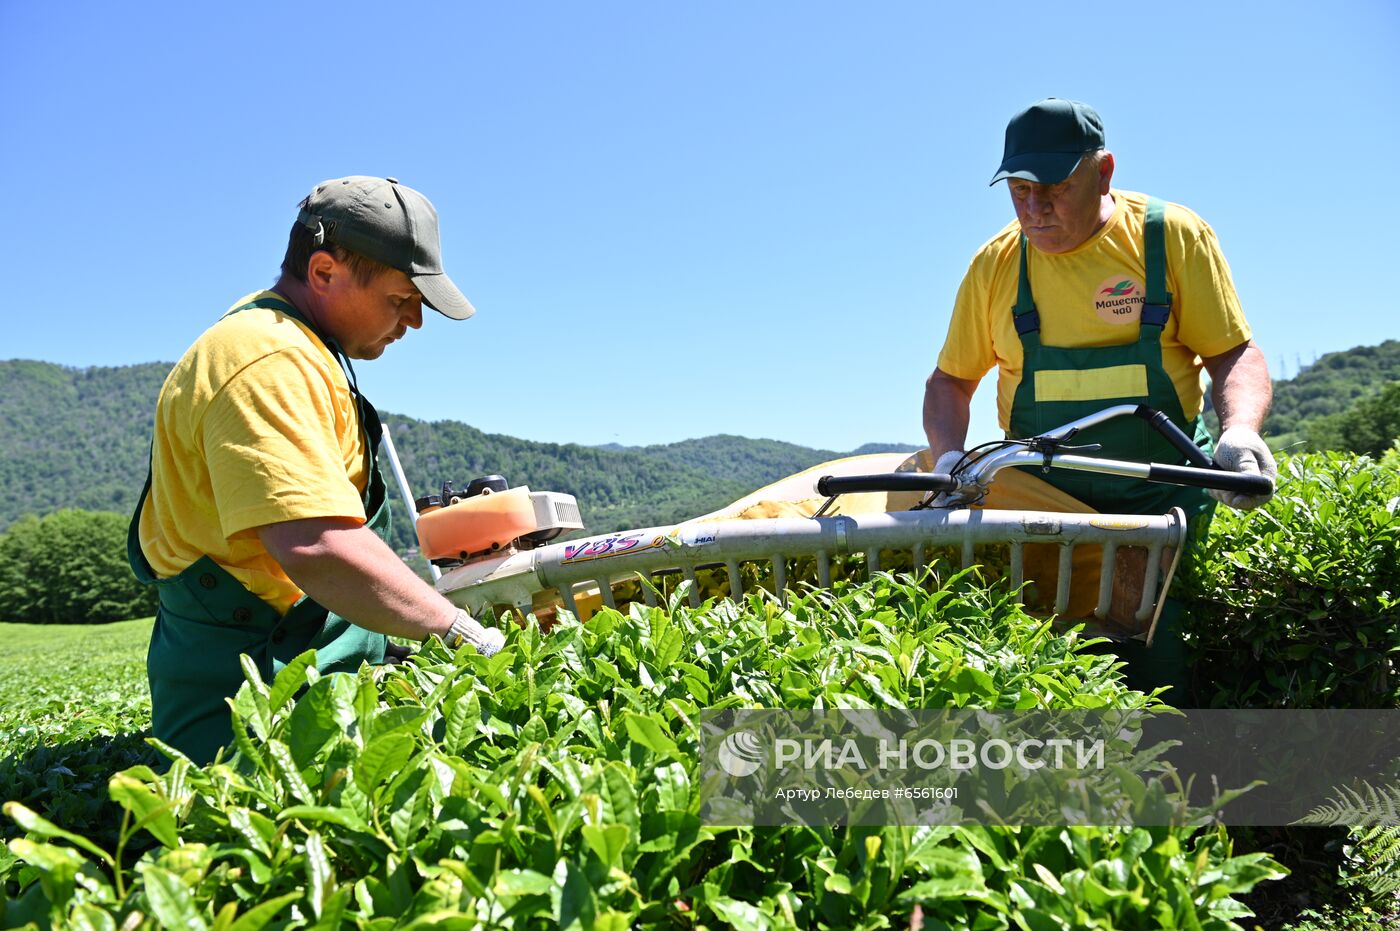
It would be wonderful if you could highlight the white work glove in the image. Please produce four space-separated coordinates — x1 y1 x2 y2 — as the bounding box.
443 608 506 656
932 450 966 477
1210 427 1278 511
926 450 969 508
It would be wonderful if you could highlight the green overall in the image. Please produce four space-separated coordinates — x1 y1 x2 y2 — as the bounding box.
1008 198 1215 694
1009 198 1214 517
128 296 389 763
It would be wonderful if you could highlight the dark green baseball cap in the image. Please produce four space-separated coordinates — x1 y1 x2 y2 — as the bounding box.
990 98 1105 186
297 176 475 320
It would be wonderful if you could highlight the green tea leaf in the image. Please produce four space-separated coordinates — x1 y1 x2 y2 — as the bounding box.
3 801 113 866
269 650 317 714
141 864 209 931
109 771 179 848
493 868 556 897
622 712 679 758
226 891 304 931
355 731 416 794
288 675 354 769
581 823 630 869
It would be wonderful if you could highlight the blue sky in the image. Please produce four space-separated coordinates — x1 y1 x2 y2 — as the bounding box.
3 1 1396 452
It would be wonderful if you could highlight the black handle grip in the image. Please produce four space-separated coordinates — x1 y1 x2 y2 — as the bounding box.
816 473 959 496
1134 405 1213 468
1146 463 1274 496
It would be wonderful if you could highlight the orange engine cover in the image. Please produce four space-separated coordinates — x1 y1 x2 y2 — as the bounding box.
416 487 540 560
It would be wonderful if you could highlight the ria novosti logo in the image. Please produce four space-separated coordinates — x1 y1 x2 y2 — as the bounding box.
718 729 765 777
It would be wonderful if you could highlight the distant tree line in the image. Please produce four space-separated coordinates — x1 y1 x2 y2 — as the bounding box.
0 510 155 623
1301 381 1400 458
1263 339 1400 450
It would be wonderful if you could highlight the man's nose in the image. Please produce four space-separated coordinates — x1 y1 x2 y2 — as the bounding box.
405 301 424 329
1026 189 1052 213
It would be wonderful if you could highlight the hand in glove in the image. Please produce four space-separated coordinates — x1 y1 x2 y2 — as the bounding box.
932 450 967 478
1211 426 1277 511
442 608 506 656
925 450 970 508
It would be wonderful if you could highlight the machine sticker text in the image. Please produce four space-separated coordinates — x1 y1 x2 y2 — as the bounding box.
1088 518 1151 531
683 527 718 547
562 532 670 564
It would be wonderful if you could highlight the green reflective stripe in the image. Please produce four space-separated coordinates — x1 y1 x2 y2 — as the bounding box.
1144 197 1170 309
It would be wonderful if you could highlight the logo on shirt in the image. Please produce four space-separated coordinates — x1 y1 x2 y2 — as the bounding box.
1093 275 1144 325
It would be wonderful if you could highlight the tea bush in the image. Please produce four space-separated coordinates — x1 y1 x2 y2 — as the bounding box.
1181 449 1400 708
2 574 1283 929
0 620 158 856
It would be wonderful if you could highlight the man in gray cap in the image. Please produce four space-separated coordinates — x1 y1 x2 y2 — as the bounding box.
129 176 504 763
921 100 1275 694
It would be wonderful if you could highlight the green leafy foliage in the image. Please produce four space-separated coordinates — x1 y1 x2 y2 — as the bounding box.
1263 340 1400 450
1293 783 1400 903
0 620 158 860
0 510 157 624
1180 450 1400 708
1304 381 1400 458
1 575 1284 928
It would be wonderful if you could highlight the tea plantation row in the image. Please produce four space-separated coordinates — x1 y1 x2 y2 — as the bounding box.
1 449 1397 929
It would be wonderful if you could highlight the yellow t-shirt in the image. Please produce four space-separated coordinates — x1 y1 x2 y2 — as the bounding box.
139 291 369 614
937 190 1251 431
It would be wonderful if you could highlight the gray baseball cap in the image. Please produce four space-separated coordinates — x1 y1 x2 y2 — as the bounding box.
990 99 1105 186
297 176 475 320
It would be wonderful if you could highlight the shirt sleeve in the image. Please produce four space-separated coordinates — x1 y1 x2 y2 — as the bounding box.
200 348 368 538
1168 210 1252 359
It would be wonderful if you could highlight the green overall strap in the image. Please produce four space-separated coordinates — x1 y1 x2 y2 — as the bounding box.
1140 197 1172 331
1012 235 1043 348
1005 198 1212 517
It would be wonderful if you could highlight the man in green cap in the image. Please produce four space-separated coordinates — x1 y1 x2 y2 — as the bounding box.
129 176 505 763
922 99 1275 694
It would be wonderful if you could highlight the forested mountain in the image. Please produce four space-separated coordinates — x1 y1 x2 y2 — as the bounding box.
1263 340 1400 449
0 361 171 521
376 418 753 551
598 435 921 490
0 360 919 551
8 342 1390 553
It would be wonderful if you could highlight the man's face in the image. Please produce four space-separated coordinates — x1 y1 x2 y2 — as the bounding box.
1007 153 1113 254
322 264 425 360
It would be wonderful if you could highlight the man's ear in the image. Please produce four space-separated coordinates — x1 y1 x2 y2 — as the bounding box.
305 249 338 297
1098 152 1115 194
